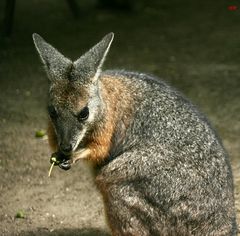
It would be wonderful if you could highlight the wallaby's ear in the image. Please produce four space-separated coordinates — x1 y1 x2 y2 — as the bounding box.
73 32 114 84
32 33 72 82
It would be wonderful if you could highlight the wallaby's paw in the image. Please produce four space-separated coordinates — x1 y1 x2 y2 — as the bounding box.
72 148 91 163
48 148 90 177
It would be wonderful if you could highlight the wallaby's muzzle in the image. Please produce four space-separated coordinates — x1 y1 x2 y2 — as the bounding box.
59 143 73 155
50 151 72 171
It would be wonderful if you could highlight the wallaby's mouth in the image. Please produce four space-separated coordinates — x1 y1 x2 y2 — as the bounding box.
50 151 72 171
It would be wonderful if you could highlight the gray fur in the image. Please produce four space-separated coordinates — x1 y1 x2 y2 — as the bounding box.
32 33 72 82
97 70 237 235
33 33 114 84
73 33 114 84
33 33 237 236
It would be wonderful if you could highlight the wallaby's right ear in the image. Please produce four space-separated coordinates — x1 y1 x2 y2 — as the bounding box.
32 33 72 82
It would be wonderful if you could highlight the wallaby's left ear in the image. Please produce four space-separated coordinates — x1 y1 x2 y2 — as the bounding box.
32 33 72 82
73 32 114 84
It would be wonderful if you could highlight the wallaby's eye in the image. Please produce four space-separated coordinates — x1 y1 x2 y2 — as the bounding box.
78 106 89 121
48 105 58 119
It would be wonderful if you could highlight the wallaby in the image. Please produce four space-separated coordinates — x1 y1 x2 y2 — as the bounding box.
33 33 237 236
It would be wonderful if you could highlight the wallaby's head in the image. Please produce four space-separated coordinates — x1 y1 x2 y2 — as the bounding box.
33 33 114 155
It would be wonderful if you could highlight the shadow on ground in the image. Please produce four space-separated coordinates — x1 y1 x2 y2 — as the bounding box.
21 227 110 236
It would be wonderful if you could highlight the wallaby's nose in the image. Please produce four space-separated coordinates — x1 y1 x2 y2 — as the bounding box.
60 143 73 155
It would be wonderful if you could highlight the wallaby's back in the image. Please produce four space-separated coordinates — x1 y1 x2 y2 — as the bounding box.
97 70 237 235
33 33 237 236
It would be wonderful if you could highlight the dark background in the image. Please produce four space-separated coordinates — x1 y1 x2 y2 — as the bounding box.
0 0 240 235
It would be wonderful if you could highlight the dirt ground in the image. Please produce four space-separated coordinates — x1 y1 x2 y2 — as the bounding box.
0 0 240 235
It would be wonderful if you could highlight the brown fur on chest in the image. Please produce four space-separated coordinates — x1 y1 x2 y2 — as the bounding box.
86 75 135 163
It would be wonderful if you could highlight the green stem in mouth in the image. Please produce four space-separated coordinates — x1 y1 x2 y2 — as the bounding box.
48 156 60 177
48 162 55 177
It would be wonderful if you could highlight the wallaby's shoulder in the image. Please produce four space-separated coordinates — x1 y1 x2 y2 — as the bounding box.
100 69 197 113
101 69 168 87
99 69 174 103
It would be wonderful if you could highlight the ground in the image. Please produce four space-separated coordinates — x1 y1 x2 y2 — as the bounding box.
0 0 240 235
